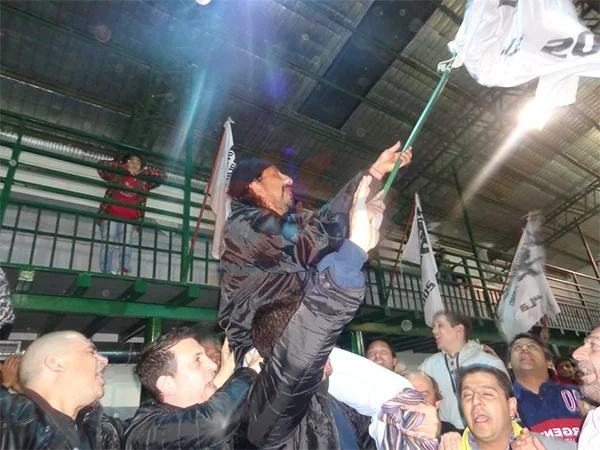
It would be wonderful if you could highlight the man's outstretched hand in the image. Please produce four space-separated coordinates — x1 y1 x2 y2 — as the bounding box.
349 176 385 252
369 141 413 180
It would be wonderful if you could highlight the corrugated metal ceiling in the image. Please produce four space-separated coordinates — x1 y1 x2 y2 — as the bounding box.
0 0 598 269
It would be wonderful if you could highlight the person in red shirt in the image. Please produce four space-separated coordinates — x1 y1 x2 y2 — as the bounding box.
552 357 583 386
97 154 166 275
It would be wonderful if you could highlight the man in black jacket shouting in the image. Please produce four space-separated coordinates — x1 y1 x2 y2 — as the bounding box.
245 176 383 449
123 328 262 450
1 331 123 450
220 142 412 364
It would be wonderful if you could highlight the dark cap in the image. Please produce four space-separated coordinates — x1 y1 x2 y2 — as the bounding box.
228 158 274 200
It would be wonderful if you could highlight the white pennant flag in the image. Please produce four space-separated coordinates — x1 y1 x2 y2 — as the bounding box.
497 212 561 341
209 118 236 259
449 0 600 121
403 194 445 326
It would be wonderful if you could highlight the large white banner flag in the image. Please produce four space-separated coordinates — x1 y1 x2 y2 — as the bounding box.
449 0 600 110
497 212 561 341
209 117 236 259
403 193 445 326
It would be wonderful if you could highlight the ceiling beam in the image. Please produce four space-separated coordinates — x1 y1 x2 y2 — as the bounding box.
139 0 442 137
303 0 478 103
4 1 596 263
0 4 150 67
4 2 577 217
0 62 529 219
543 182 600 247
497 180 600 259
404 2 600 189
0 69 133 116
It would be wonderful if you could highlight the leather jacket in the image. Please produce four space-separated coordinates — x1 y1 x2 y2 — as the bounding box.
123 368 256 450
0 387 123 450
219 171 384 366
246 241 375 449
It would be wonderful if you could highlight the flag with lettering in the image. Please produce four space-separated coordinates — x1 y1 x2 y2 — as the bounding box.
449 0 600 109
403 194 445 327
209 117 236 259
497 212 561 341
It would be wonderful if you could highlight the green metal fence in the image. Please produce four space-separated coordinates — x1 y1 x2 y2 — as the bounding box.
1 109 599 340
1 110 218 284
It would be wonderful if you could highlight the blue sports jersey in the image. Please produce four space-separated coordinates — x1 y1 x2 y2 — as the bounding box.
514 379 583 442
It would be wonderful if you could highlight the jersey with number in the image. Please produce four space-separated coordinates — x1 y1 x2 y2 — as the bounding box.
514 379 583 441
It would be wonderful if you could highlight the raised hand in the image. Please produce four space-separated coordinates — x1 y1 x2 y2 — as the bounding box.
439 432 462 450
213 338 235 388
244 349 264 374
349 176 385 252
369 142 413 180
511 428 547 450
1 354 23 392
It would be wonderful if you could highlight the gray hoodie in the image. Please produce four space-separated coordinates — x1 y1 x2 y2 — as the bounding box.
419 340 510 429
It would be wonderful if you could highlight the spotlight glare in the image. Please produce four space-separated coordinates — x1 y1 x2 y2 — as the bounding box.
196 0 211 5
518 99 552 131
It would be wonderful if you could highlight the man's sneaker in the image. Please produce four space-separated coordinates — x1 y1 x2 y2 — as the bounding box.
122 268 130 276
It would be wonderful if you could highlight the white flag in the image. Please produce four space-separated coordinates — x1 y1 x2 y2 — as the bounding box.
209 118 236 259
403 194 445 327
497 212 561 341
449 0 600 111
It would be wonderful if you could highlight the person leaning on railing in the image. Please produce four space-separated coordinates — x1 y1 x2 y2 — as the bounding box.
96 153 166 275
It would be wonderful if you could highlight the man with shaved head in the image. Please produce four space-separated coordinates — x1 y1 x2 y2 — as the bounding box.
0 331 124 449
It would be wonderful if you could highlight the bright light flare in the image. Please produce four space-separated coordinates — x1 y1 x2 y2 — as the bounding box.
196 0 211 5
518 99 553 131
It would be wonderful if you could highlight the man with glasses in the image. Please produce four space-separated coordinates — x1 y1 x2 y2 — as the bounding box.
507 333 583 442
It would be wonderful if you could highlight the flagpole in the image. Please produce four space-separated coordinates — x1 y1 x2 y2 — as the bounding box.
381 57 455 201
184 117 231 279
383 199 416 304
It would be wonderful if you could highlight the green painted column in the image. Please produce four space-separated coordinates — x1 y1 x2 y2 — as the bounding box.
0 120 24 226
374 265 388 307
575 219 600 283
180 131 193 281
180 68 197 282
461 255 482 318
452 166 493 318
350 330 365 356
140 317 162 403
144 317 163 344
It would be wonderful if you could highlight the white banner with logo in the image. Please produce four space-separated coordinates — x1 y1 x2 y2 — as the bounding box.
449 0 600 108
403 194 445 326
209 118 236 259
497 212 561 341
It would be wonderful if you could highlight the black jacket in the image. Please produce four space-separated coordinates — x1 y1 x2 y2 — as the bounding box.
122 368 256 450
220 171 383 365
288 384 376 450
0 387 123 450
246 248 374 449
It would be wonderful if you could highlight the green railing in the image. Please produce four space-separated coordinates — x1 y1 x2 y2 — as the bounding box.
1 110 599 339
0 111 217 284
363 242 600 333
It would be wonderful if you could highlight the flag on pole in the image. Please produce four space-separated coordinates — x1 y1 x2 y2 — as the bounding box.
403 193 445 327
449 0 600 113
497 212 561 342
209 118 236 259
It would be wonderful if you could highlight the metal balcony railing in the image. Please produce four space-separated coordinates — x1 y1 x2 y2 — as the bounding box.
1 110 599 337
